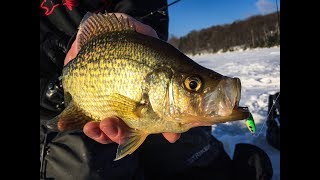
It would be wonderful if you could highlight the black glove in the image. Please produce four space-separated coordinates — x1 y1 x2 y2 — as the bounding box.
40 32 68 70
40 32 69 119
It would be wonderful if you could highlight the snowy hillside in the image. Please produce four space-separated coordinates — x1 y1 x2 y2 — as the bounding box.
191 47 280 180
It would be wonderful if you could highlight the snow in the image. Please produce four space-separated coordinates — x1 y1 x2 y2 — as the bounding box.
191 47 280 180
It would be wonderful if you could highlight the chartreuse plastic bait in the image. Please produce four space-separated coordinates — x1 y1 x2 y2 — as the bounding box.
246 112 256 135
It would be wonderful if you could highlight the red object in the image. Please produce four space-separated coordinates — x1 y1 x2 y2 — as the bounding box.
40 0 79 16
40 0 60 16
63 0 78 11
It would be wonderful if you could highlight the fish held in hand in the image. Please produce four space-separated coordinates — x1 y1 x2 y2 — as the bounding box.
46 12 249 160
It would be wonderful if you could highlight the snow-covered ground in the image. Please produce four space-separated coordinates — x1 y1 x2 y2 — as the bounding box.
191 47 280 180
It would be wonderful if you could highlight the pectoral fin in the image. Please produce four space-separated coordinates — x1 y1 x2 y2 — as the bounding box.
104 93 146 120
115 129 149 161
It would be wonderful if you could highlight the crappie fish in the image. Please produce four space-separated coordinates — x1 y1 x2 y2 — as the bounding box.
47 12 249 160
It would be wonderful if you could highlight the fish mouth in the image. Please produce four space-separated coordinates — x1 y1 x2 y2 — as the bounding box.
203 77 243 116
181 77 250 126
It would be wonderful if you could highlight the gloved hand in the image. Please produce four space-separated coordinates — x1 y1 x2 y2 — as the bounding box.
41 32 69 69
40 32 69 115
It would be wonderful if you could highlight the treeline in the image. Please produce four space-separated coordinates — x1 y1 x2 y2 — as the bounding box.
168 12 280 55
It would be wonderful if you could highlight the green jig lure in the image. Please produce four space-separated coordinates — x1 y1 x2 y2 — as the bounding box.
246 112 256 135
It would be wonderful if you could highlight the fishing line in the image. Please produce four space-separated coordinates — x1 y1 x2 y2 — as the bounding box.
139 0 181 20
255 92 280 137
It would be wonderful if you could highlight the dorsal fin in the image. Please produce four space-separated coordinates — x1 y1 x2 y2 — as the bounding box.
77 12 136 49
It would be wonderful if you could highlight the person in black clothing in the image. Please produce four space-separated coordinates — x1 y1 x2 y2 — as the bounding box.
266 92 280 150
40 0 273 179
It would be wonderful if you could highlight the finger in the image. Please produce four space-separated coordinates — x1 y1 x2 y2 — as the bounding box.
83 121 113 144
99 117 130 144
64 40 78 65
162 133 181 143
135 23 159 39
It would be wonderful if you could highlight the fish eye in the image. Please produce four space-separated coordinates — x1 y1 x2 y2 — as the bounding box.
184 76 202 92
